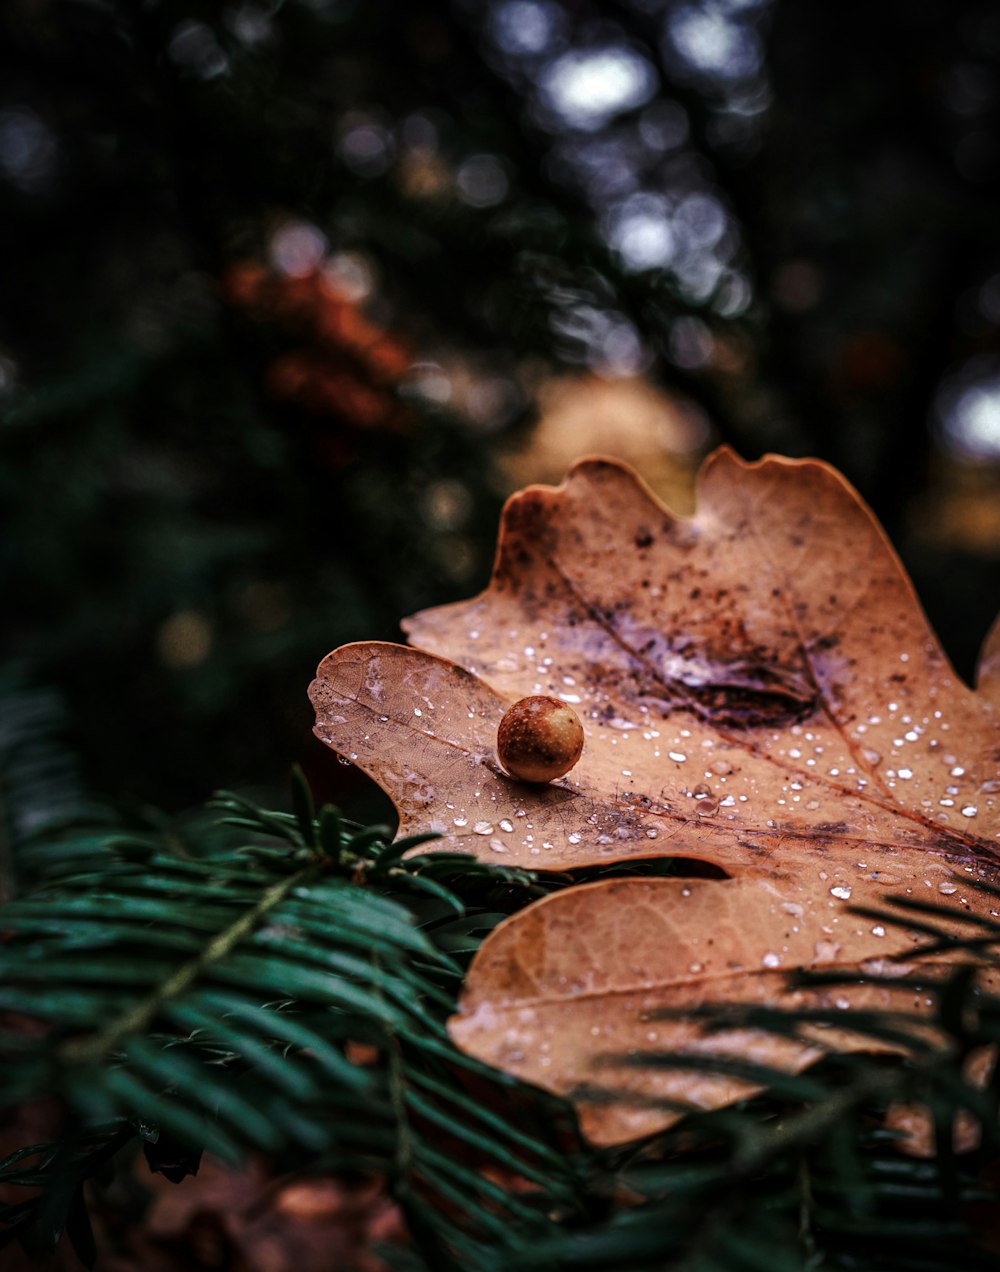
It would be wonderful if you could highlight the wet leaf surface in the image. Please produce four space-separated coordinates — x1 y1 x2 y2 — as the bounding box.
311 450 1000 1143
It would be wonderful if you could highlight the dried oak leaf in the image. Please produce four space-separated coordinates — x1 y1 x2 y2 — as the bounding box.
310 450 1000 1144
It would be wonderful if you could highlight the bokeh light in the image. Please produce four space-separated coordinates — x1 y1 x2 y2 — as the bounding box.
937 361 1000 460
541 46 658 132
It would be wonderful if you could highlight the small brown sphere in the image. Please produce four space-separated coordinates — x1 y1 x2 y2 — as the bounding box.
497 695 584 783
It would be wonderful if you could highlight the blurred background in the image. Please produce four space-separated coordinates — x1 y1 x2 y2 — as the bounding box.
3 0 1000 820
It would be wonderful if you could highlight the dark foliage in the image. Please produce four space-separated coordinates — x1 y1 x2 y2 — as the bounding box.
3 772 1000 1269
2 0 1000 808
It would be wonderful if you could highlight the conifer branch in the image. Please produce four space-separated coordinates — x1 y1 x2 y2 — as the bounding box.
58 862 320 1067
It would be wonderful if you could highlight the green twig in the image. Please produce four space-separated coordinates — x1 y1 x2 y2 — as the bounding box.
58 864 318 1066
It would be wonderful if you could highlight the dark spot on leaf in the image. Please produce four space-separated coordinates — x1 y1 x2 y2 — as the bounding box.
810 634 839 653
736 838 771 857
671 666 816 729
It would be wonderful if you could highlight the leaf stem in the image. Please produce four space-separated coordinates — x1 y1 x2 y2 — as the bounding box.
797 1153 818 1267
387 1034 415 1190
733 1067 897 1174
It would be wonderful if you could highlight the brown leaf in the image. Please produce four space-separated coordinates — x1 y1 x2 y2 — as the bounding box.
448 874 949 1145
310 449 1000 1142
98 1156 400 1272
979 610 1000 707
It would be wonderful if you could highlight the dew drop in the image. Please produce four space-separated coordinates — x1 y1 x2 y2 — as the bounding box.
453 816 468 827
337 754 352 766
668 751 687 763
499 819 514 832
897 768 913 780
413 707 422 717
473 821 494 835
695 798 719 815
864 957 907 977
871 925 886 937
830 885 852 900
937 881 958 895
814 939 842 963
568 832 581 844
961 805 978 818
761 952 781 968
